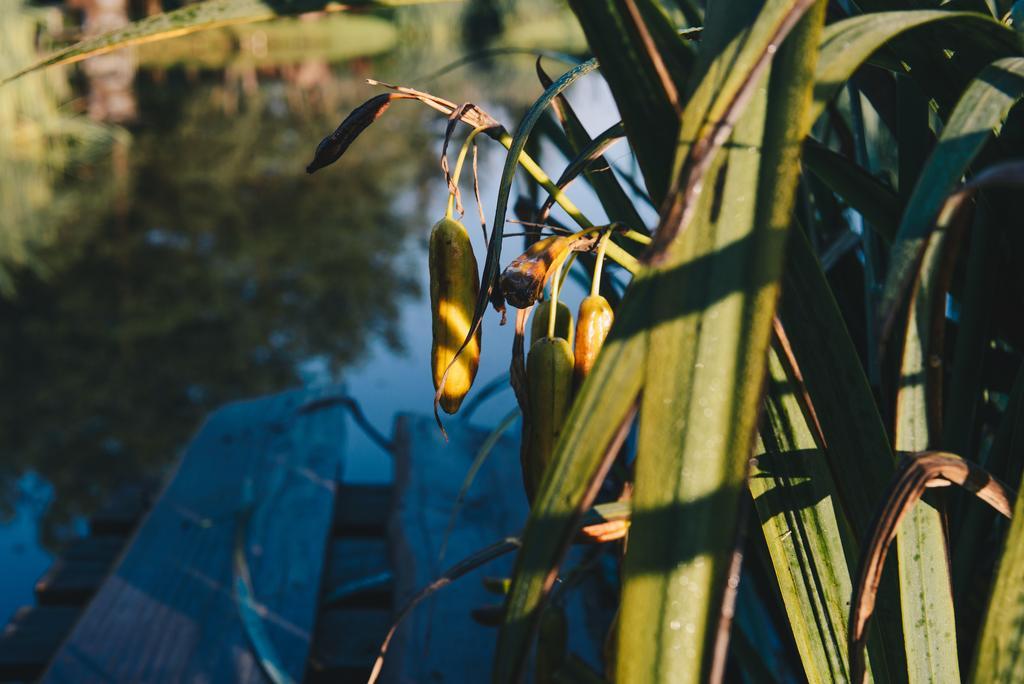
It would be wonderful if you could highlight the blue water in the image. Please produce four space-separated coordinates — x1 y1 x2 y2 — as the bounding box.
0 54 642 627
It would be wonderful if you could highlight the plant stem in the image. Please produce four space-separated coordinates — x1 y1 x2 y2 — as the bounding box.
495 131 639 275
548 257 565 339
446 126 486 220
591 230 612 298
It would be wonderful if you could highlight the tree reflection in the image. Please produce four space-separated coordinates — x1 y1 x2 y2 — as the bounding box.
0 71 433 545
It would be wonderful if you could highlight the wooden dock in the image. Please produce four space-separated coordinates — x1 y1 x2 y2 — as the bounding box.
0 390 567 683
0 388 396 683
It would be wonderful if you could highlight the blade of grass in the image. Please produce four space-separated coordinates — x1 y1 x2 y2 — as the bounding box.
751 349 869 684
615 4 826 682
811 10 1019 124
647 0 819 260
850 453 1015 684
778 223 911 678
969 422 1024 683
1 0 439 85
536 122 627 222
537 62 648 233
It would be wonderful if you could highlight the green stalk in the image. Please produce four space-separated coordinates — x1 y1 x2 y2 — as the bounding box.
495 130 639 274
591 230 613 298
446 126 487 220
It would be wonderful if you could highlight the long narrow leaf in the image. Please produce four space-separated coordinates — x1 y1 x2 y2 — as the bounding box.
778 225 910 677
752 349 866 684
1 0 432 85
566 0 694 204
616 3 826 682
802 139 900 243
970 413 1024 682
880 57 1024 330
649 0 819 258
537 64 646 232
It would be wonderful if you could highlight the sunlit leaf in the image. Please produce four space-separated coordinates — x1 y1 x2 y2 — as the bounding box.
615 2 826 682
812 10 1020 119
752 349 866 684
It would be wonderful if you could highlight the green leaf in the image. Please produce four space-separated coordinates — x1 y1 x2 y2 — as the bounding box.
650 0 820 257
812 11 1018 125
492 283 648 683
567 0 694 205
778 226 910 679
615 2 826 681
0 0 431 85
814 9 1020 117
752 349 865 684
881 57 1024 328
534 62 645 231
802 139 901 243
886 163 1024 684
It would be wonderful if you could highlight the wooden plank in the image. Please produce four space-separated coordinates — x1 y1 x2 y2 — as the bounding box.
322 537 392 609
333 485 391 536
382 414 528 684
35 537 124 606
305 608 391 683
0 606 78 682
42 388 345 684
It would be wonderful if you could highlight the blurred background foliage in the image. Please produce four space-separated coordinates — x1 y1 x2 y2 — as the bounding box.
0 0 583 544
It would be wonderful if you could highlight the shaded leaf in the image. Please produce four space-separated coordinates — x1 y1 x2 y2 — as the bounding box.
615 3 826 682
881 57 1024 335
751 348 865 684
566 0 694 204
802 139 900 242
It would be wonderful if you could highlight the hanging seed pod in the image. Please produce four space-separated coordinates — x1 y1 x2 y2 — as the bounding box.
430 217 481 414
573 295 614 387
524 337 574 499
499 236 573 309
530 299 574 347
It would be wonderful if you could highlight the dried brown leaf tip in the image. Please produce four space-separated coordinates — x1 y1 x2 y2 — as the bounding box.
306 93 395 174
499 236 573 309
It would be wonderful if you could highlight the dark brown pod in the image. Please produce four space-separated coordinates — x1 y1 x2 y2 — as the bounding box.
499 236 572 309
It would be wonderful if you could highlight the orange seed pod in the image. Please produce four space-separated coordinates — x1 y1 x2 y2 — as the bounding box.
573 295 614 387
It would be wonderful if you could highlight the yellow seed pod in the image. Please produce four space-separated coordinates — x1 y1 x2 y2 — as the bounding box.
530 299 574 347
429 217 481 414
573 295 614 387
524 337 574 499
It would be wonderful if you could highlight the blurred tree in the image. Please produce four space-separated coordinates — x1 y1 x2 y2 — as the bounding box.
0 73 433 545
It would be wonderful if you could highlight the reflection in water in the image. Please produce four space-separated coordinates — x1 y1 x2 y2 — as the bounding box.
0 0 124 293
0 67 435 545
0 2 590 626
